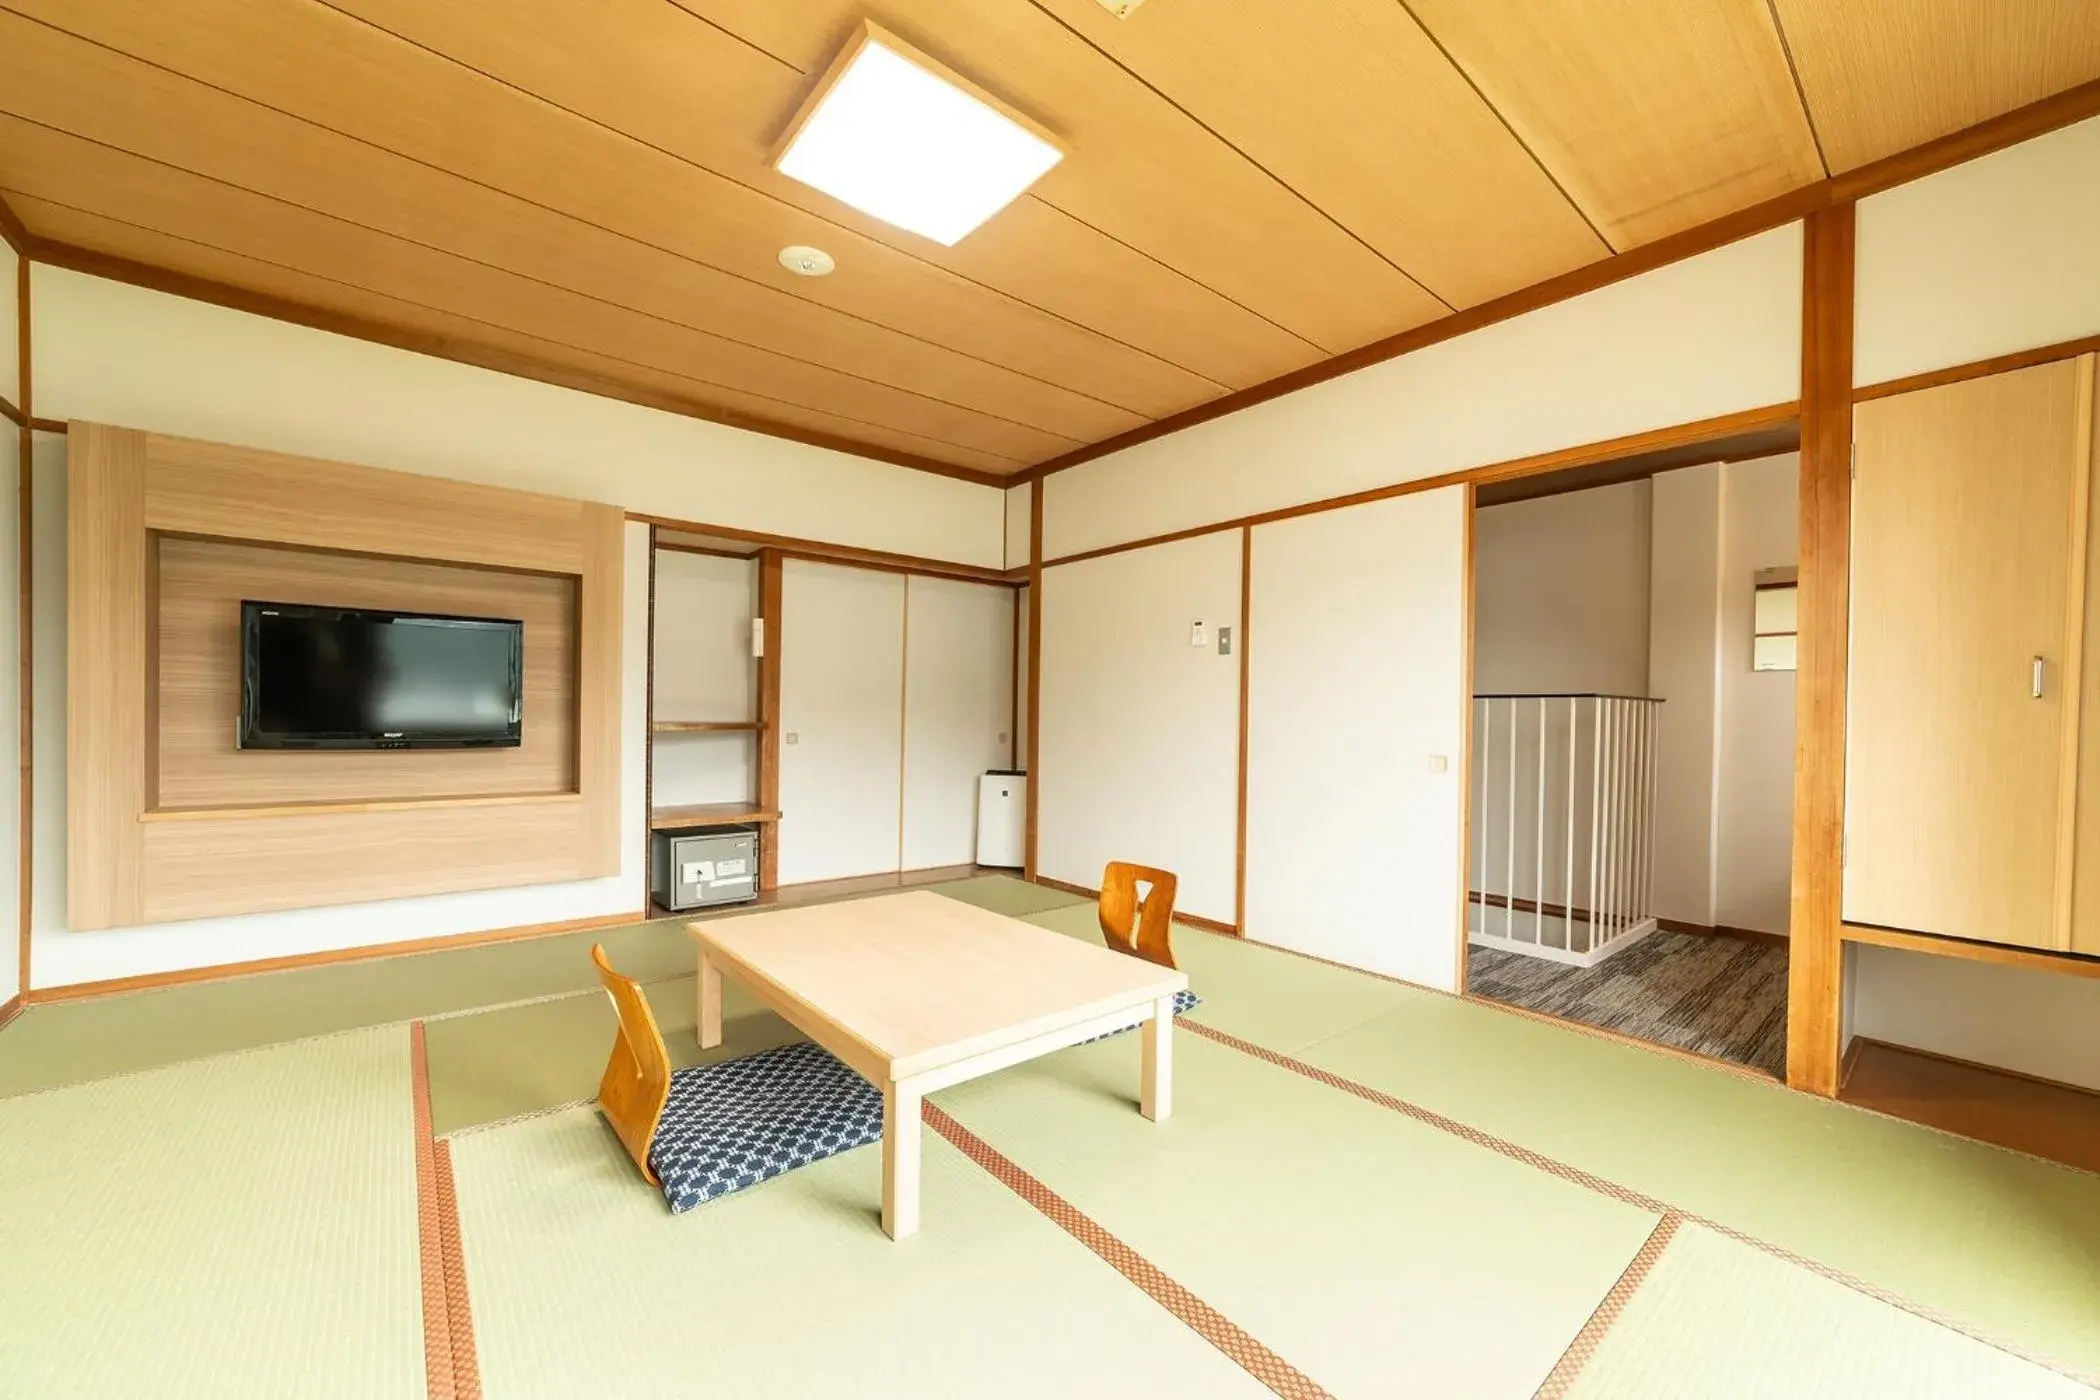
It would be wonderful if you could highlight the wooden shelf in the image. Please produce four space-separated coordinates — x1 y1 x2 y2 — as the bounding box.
143 791 582 822
651 719 763 734
1842 922 2100 981
650 802 782 831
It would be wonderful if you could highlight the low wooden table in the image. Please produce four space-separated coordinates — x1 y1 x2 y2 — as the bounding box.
686 889 1188 1239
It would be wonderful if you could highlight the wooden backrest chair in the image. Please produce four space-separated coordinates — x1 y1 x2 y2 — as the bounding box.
1099 862 1180 970
591 943 671 1185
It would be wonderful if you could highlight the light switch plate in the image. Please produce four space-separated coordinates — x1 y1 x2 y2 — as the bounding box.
785 732 799 745
1189 621 1207 648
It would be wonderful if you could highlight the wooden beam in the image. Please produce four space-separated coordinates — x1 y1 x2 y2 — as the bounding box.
624 510 1010 586
1787 201 1856 1096
1023 476 1044 880
756 548 784 894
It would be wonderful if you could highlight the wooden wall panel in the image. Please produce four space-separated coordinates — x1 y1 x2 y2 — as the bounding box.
137 795 590 922
154 537 578 809
66 424 148 929
67 422 622 930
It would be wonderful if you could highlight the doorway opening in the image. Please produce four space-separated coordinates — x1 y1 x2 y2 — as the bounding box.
1463 437 1799 1077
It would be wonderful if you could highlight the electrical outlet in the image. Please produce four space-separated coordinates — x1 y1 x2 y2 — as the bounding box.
1218 625 1233 656
1428 754 1449 774
785 732 799 746
997 731 1009 744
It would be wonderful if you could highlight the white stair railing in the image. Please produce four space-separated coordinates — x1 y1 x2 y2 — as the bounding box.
1468 694 1663 966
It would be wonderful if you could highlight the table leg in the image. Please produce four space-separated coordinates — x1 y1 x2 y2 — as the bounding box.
696 951 722 1050
882 1082 922 1241
1141 994 1174 1122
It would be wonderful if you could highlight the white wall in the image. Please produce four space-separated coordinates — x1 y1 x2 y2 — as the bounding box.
1647 465 1723 929
1042 225 1802 559
1015 585 1031 773
651 549 757 809
1005 483 1033 571
1473 482 1652 696
1246 489 1468 988
901 576 1015 870
0 238 18 409
1714 455 1798 934
31 267 1005 568
776 561 905 884
1037 532 1241 923
31 464 653 989
1852 943 2100 1094
1855 114 2100 388
0 427 16 1006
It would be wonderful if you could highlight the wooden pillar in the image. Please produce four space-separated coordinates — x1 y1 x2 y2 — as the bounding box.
756 548 783 893
1023 476 1044 879
1787 202 1856 1095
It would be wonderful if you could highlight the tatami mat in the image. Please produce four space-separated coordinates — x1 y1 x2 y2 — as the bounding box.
1567 1222 2094 1398
448 1105 1272 1400
933 1027 1661 1398
1022 904 1426 1054
934 872 1092 917
425 974 799 1137
0 1027 424 1399
1298 993 2100 1378
0 875 1051 1101
0 915 695 1099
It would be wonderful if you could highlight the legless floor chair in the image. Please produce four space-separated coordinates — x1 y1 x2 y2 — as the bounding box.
592 945 883 1214
1094 863 1200 1028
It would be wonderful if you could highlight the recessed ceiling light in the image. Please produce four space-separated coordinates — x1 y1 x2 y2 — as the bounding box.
772 22 1065 247
778 245 836 277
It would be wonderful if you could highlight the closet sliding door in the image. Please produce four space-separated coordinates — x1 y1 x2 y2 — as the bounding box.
1844 355 2096 950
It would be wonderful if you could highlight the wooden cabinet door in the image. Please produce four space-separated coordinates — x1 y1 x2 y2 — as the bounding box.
1845 357 2094 950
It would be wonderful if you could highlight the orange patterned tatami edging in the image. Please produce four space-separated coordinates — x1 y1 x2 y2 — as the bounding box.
409 1022 483 1400
1532 1214 1683 1399
1178 1019 2100 1391
925 1102 1335 1400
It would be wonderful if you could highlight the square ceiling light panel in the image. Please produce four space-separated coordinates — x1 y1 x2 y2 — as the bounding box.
773 23 1066 246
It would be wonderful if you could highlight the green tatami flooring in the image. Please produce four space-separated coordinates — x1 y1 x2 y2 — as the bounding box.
3 874 2098 1397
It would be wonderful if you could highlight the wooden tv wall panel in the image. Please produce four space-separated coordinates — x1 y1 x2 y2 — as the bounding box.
68 423 624 930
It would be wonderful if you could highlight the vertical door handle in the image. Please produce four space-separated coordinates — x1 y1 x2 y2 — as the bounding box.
2033 655 2047 699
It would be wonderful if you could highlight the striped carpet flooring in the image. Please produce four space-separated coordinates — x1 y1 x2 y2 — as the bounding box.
1466 930 1789 1077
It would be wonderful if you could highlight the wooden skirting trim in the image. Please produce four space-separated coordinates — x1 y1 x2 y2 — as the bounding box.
626 509 1012 587
1841 1036 2100 1178
1855 331 2100 404
0 993 23 1032
1654 916 1791 950
1022 77 2100 484
1030 874 1238 935
1471 890 1598 924
1841 921 2100 981
1040 402 1799 569
22 908 646 1004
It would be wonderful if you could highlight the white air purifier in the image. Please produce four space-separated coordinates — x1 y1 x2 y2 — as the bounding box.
975 771 1026 867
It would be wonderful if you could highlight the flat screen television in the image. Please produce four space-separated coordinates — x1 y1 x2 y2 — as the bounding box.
239 601 523 750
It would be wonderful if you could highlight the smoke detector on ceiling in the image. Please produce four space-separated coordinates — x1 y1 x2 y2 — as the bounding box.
778 245 836 277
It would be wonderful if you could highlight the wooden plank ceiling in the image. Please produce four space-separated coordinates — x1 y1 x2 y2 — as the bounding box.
2 0 2096 484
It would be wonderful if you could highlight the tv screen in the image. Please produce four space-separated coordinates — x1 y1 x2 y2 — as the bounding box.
239 601 523 750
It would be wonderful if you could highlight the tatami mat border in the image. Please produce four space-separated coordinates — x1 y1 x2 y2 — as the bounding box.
1180 1018 2100 1391
1532 1214 1684 1399
927 1102 1333 1400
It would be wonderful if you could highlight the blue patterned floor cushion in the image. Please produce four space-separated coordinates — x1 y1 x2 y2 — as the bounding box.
1079 989 1201 1045
648 1040 885 1215
647 992 1200 1214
